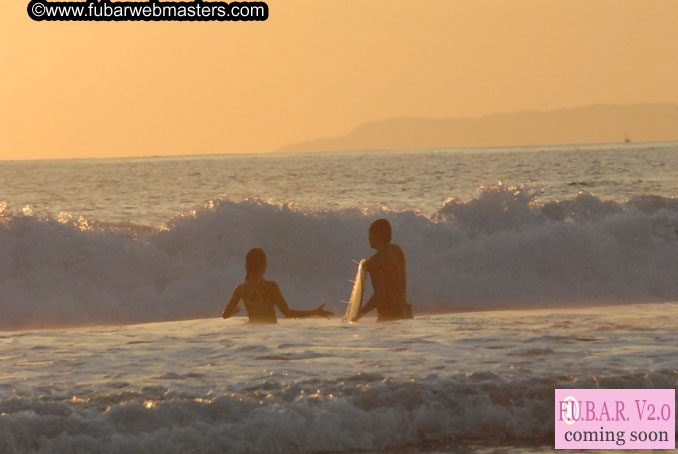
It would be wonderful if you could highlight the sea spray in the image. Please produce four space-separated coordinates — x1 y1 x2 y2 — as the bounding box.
2 186 678 330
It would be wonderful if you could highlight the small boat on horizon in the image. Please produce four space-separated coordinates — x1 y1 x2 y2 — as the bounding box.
624 132 631 143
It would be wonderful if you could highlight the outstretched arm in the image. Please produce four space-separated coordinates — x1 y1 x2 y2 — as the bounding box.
271 283 333 318
222 286 242 319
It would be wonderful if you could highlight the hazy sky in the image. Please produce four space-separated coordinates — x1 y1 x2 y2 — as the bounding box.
2 0 677 159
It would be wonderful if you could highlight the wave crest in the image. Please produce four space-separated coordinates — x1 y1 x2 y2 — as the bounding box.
2 187 678 329
1 369 676 452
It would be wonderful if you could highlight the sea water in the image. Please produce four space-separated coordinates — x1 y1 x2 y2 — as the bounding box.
1 143 678 453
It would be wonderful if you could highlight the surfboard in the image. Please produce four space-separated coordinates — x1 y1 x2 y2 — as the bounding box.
343 259 366 322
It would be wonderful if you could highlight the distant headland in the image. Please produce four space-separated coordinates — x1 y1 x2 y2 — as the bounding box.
277 103 678 153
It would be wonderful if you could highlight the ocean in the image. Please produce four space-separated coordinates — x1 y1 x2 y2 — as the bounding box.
1 142 677 453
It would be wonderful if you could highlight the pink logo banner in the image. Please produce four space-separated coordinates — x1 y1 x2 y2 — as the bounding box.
555 389 675 450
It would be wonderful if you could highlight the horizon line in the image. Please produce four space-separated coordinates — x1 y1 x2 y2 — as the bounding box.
3 139 677 163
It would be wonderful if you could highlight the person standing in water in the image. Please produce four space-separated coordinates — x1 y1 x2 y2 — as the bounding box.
222 248 333 324
353 219 414 322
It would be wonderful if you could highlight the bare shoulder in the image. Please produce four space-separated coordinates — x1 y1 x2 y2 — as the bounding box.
263 280 280 292
392 244 406 258
365 253 378 271
263 280 286 302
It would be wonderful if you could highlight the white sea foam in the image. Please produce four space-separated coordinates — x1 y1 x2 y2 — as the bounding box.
1 306 677 453
0 374 628 453
2 186 678 330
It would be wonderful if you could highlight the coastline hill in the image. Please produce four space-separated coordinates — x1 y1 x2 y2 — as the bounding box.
277 103 678 153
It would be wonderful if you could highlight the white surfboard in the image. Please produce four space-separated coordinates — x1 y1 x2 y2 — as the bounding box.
343 259 366 323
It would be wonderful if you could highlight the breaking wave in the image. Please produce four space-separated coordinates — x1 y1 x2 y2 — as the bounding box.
3 185 678 330
1 369 677 453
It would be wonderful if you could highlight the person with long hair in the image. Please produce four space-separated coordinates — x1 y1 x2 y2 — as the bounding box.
222 248 333 323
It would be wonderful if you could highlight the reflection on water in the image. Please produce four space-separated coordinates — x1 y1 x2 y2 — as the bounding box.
1 302 676 453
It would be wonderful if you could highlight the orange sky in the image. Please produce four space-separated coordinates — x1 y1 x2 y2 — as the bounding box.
1 0 677 160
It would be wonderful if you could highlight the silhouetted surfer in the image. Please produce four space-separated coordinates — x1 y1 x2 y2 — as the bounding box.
353 219 414 322
222 248 333 323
